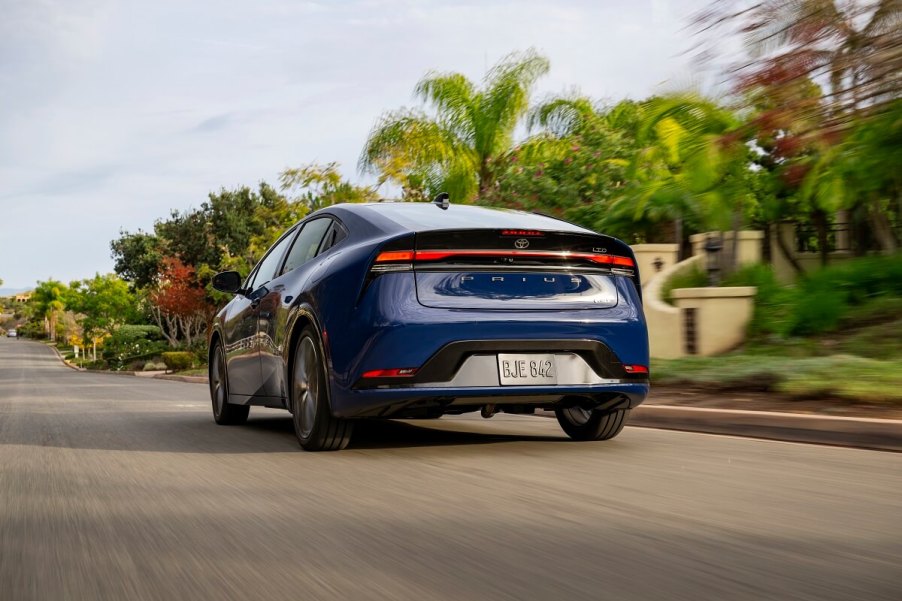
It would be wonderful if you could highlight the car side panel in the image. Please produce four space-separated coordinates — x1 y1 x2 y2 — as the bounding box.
220 296 264 397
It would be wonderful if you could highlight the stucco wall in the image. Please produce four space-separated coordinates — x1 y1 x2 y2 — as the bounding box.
671 287 757 356
632 244 680 286
643 254 703 359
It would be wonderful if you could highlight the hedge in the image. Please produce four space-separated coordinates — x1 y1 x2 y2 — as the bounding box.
161 351 195 372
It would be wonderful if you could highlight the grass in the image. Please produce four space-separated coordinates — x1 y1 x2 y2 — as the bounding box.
173 367 208 377
653 314 902 404
653 353 902 404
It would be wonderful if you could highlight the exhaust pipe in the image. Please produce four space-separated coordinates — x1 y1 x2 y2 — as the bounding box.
481 404 497 419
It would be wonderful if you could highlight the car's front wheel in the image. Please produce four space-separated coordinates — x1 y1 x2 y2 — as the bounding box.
555 406 629 441
291 326 353 451
210 341 250 425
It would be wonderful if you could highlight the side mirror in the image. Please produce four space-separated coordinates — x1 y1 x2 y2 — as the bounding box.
212 271 243 294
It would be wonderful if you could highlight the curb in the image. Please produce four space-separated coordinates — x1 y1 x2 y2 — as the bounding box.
627 405 902 452
153 374 209 384
44 342 84 371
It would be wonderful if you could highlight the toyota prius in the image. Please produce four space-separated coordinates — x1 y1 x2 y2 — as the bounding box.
210 200 649 451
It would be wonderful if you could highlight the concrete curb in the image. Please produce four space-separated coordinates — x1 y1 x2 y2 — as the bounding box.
153 374 209 384
628 405 902 452
43 342 84 371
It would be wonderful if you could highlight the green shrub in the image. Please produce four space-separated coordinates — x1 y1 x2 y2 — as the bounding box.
143 360 167 372
721 264 798 338
788 254 902 336
104 324 167 367
662 266 707 304
161 352 195 372
789 290 846 335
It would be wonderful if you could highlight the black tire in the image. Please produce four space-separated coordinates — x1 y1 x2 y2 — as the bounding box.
290 326 353 451
554 406 629 441
209 341 249 425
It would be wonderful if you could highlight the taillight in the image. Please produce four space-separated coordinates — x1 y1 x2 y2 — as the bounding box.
375 251 414 262
623 365 649 375
361 368 418 378
371 250 415 273
374 249 634 268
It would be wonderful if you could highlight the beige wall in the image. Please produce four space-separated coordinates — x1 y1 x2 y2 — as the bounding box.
632 244 679 287
671 287 757 356
643 254 703 359
769 223 856 283
690 231 764 266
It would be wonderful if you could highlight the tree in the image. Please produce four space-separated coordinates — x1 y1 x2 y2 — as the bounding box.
30 280 68 341
280 162 378 211
111 182 305 293
148 258 209 348
694 0 902 253
607 95 754 264
67 274 140 358
360 49 550 201
110 230 162 289
481 97 637 235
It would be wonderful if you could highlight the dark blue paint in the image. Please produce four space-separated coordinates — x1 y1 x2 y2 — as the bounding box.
211 202 650 416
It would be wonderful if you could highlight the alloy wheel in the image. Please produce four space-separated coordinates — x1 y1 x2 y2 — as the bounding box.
211 346 226 416
293 337 319 438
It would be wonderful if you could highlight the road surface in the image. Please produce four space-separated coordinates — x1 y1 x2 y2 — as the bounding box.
1 338 900 600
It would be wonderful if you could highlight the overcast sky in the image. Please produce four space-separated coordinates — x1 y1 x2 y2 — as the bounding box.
0 0 712 289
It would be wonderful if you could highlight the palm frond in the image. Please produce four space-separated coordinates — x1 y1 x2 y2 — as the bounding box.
527 96 596 136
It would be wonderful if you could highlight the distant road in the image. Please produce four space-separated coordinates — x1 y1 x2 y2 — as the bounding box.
1 338 900 601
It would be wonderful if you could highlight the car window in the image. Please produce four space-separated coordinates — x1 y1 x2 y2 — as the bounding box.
280 218 332 275
248 228 297 290
318 221 347 254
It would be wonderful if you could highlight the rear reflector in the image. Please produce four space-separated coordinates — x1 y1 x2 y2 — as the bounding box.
376 249 634 267
623 365 649 375
361 368 418 378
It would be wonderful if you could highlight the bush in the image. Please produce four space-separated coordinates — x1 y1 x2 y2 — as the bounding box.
662 266 707 304
143 360 167 372
789 254 902 336
104 325 165 361
161 351 195 372
722 264 798 338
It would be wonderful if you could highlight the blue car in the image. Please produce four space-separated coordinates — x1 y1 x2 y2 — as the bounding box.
210 199 649 451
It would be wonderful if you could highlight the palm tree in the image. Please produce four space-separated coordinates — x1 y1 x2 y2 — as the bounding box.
619 95 749 265
360 50 550 201
722 0 901 128
31 280 67 342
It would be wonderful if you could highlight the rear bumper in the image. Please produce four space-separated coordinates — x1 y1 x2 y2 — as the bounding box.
331 382 649 418
325 272 649 417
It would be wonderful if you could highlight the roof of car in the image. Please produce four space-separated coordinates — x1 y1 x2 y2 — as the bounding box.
330 202 596 235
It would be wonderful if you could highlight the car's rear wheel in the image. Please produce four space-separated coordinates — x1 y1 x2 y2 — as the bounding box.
291 326 353 451
555 405 629 441
210 341 249 425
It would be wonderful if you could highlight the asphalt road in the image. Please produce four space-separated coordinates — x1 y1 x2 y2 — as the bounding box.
1 338 900 601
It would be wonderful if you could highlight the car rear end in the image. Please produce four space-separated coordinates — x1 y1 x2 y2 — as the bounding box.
330 222 649 423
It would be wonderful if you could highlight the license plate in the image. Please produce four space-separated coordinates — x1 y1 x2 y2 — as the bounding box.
497 354 557 386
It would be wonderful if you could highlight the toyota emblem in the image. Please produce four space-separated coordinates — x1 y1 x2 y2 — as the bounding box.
514 238 530 249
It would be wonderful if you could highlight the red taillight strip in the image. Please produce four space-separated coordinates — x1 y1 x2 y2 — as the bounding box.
361 368 418 378
375 250 415 263
623 365 649 375
413 249 635 267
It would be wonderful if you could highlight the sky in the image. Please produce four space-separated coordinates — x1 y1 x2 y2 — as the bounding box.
0 0 713 290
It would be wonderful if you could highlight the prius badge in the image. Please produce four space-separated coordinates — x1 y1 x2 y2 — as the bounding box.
514 238 529 249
